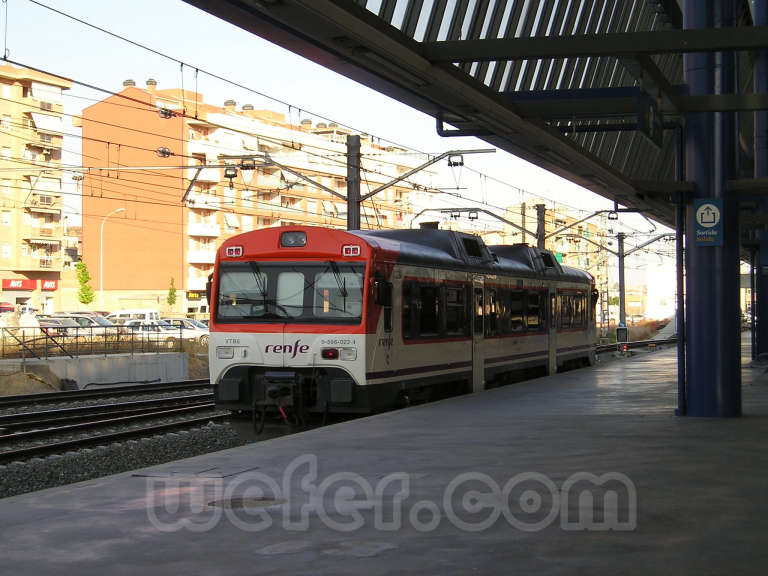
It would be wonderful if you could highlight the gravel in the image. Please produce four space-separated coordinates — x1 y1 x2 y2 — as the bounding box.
0 422 241 499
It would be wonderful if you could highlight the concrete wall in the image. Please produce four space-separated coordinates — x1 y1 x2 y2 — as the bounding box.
3 352 189 389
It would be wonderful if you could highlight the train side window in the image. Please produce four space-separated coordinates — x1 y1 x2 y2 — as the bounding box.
559 294 574 329
419 284 440 337
509 291 525 332
445 285 468 336
496 288 510 333
526 292 543 331
572 293 586 329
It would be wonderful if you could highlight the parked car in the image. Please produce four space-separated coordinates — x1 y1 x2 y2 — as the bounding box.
161 317 209 346
47 313 119 336
118 319 177 349
107 309 161 324
37 316 80 337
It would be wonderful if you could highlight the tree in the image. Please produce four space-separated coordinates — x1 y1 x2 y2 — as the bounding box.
608 296 620 306
76 260 94 305
167 277 177 308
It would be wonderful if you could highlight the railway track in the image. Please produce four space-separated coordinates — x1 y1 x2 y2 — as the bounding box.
0 379 212 410
0 387 226 464
595 336 677 354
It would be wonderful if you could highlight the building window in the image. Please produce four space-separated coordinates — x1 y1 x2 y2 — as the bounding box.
241 215 253 232
0 211 9 225
40 101 53 111
1 244 10 258
1 115 10 129
40 133 52 144
1 147 10 159
1 84 10 98
241 190 253 208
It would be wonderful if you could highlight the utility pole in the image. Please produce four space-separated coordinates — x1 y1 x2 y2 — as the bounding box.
346 135 361 230
521 202 526 244
536 204 546 249
617 232 627 326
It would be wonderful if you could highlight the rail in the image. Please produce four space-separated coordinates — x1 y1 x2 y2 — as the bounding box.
0 379 211 409
0 411 226 463
0 325 209 360
596 336 677 355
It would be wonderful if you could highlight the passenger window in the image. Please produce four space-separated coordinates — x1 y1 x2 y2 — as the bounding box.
445 286 467 336
418 284 440 336
526 293 543 331
509 292 525 332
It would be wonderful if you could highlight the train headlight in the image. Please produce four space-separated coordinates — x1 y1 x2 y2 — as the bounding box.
340 348 357 361
216 346 235 359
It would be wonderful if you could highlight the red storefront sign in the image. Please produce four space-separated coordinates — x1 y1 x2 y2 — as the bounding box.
2 279 37 290
41 280 58 291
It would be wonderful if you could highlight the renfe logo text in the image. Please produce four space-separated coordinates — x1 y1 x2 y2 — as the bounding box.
265 339 310 359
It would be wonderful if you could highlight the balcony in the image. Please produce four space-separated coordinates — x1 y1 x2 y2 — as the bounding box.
187 167 220 183
187 276 208 291
14 256 63 271
187 250 216 264
187 222 221 237
187 193 221 211
22 225 62 245
187 140 219 158
24 195 61 214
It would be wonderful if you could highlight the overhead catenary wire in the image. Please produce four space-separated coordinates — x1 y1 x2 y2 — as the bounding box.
13 1 603 216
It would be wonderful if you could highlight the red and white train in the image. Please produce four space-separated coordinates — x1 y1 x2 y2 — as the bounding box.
208 225 596 419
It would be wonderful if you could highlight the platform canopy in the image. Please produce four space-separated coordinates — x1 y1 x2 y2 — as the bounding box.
183 0 765 228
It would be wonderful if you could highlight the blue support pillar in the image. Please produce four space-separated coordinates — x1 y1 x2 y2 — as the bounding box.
754 0 768 359
683 0 741 416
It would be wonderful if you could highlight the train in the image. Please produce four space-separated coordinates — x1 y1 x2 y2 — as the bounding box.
207 225 597 424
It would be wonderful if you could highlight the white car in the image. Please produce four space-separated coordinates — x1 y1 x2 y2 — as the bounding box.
160 318 210 346
119 319 178 349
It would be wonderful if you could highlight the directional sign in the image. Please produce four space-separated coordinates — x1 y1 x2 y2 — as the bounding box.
694 198 723 247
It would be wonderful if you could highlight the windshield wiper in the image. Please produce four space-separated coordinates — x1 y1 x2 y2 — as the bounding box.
248 262 267 299
328 260 348 312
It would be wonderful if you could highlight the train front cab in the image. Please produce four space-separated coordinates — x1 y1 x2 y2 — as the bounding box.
209 229 398 419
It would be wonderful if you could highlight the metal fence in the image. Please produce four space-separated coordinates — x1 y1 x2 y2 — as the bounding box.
0 326 191 360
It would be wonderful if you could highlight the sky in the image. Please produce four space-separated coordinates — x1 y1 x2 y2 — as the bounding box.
4 0 677 301
6 0 622 210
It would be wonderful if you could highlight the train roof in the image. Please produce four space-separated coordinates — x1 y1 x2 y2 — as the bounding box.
350 228 592 283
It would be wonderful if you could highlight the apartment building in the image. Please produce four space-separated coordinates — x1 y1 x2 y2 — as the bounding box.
0 64 71 313
80 80 430 316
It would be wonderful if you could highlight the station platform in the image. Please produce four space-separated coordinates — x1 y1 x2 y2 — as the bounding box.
1 340 767 575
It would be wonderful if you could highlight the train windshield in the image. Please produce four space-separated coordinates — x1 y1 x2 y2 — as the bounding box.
216 261 366 324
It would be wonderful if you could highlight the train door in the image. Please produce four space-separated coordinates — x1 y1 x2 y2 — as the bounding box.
472 277 485 393
547 287 557 375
